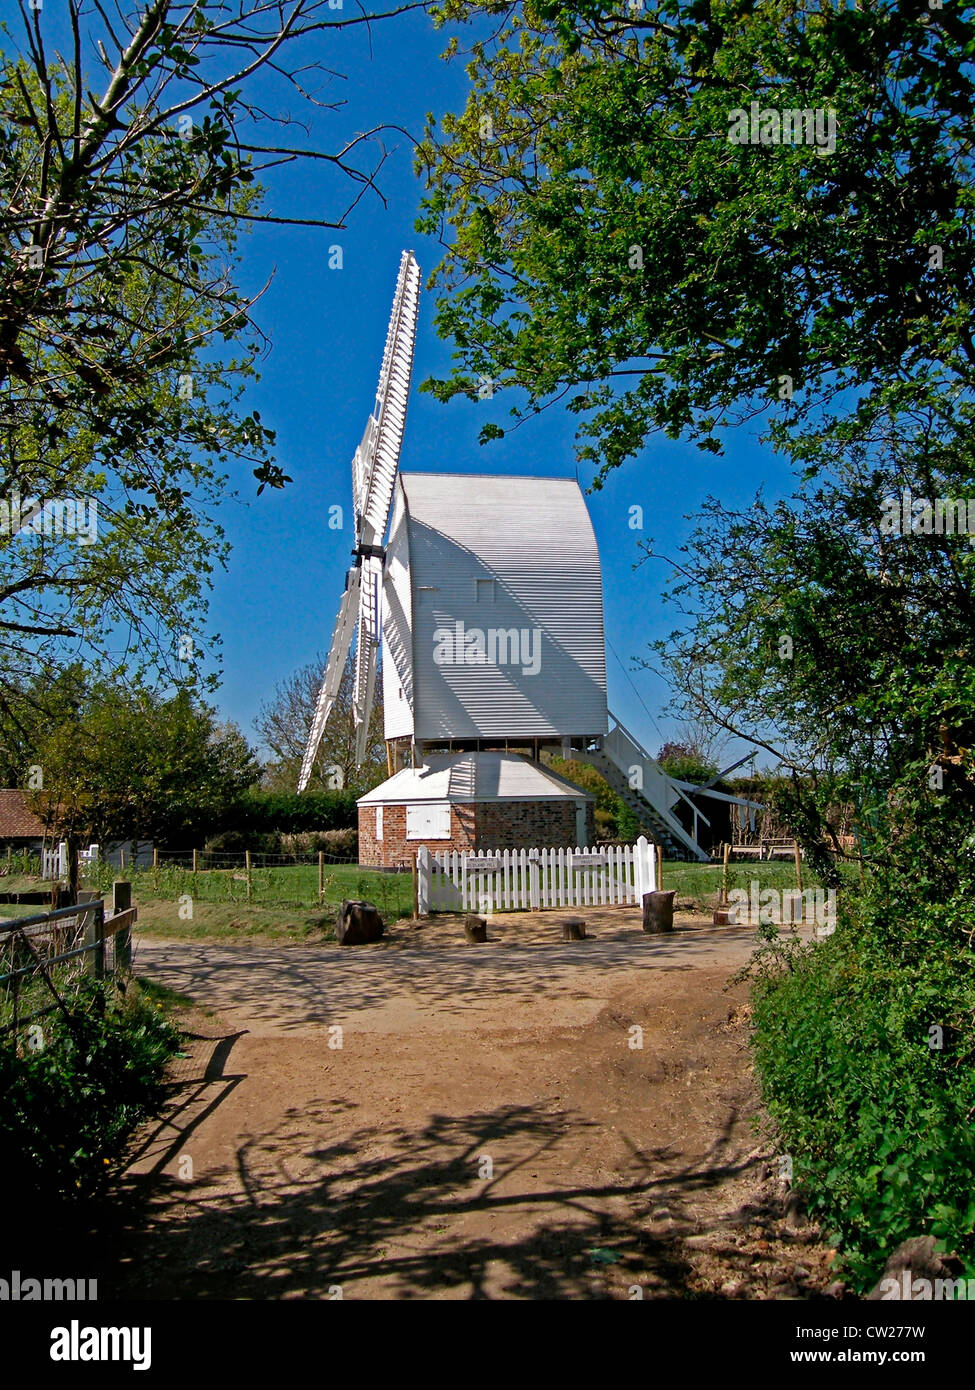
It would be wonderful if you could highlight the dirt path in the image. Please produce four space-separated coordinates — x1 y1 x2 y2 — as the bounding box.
101 910 845 1300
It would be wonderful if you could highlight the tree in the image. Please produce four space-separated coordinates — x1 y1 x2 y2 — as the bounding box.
655 742 717 786
27 686 260 873
419 0 975 879
417 0 975 473
648 408 975 888
256 652 387 793
0 0 425 708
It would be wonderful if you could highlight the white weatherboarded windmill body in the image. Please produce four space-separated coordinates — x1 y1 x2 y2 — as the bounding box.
299 251 715 868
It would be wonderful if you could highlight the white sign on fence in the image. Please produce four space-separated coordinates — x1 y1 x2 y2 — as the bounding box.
416 836 656 914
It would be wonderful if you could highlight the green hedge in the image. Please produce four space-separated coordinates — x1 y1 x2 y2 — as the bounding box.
749 887 975 1290
0 980 180 1204
157 789 359 846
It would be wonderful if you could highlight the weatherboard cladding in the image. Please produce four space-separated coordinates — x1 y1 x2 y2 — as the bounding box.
393 474 608 742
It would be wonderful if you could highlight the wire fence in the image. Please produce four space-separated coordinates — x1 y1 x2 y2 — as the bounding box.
148 847 359 871
80 853 413 916
0 849 44 879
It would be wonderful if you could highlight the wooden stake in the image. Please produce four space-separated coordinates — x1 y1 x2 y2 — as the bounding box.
153 847 158 869
192 848 198 876
722 841 730 906
245 850 252 902
84 900 105 980
656 843 664 892
794 841 803 894
318 850 325 905
113 881 132 974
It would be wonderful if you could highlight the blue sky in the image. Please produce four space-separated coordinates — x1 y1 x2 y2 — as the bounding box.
120 8 794 765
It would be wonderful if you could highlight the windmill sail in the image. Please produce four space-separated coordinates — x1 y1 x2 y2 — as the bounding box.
298 251 421 790
298 569 361 792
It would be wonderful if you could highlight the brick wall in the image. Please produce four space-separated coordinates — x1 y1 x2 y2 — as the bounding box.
358 797 594 870
475 799 594 850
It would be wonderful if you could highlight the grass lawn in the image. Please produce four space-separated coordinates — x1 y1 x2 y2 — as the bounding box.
1 864 414 943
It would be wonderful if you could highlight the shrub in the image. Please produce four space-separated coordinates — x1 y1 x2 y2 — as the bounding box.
747 885 975 1290
0 979 180 1204
204 829 282 854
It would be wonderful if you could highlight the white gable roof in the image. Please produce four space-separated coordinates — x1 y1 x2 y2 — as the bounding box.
358 752 593 805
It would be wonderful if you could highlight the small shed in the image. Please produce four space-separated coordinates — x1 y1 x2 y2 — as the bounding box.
357 751 595 869
0 789 45 856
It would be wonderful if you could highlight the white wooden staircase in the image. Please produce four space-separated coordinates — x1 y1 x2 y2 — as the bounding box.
578 714 712 862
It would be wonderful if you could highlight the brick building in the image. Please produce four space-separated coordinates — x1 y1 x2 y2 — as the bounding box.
357 752 594 870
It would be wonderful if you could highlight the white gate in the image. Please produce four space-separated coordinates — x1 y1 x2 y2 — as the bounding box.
416 836 656 914
42 842 99 879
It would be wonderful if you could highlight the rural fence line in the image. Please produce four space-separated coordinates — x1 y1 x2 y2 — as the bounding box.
417 837 658 914
0 882 137 1047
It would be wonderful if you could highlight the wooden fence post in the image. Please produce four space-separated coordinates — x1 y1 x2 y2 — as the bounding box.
318 851 325 905
153 847 158 869
245 850 252 902
656 843 664 893
192 848 199 876
84 900 105 980
722 841 730 906
113 881 132 974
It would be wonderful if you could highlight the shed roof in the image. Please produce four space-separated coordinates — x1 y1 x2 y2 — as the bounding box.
0 789 46 839
357 752 593 805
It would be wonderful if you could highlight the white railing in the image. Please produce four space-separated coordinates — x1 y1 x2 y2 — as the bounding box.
416 836 656 914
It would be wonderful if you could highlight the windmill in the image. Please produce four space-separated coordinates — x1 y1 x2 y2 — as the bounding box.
299 250 750 865
298 249 421 791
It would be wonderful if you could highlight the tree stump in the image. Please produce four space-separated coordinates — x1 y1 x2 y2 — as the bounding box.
642 890 676 934
464 914 488 943
560 917 586 941
336 899 384 945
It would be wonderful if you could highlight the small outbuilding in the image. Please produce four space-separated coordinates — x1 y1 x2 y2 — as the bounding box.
357 751 595 870
0 789 45 856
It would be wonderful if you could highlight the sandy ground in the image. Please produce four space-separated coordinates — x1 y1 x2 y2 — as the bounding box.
94 909 846 1300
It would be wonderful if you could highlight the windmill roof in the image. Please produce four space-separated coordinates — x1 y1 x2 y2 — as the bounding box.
357 753 593 805
398 471 589 517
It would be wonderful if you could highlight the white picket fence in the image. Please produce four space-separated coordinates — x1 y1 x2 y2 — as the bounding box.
416 836 656 914
41 842 99 879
